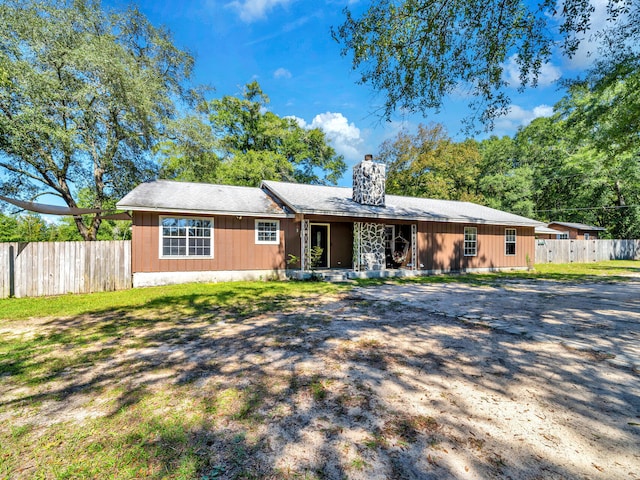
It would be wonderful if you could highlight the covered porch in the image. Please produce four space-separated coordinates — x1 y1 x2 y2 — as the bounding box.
295 217 419 277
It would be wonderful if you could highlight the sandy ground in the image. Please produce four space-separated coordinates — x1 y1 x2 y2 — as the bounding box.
2 278 640 479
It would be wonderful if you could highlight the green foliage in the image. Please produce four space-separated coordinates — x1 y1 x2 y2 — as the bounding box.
378 123 484 202
333 0 638 129
511 55 640 238
477 136 535 217
158 81 347 186
374 53 640 239
0 0 194 240
0 210 128 242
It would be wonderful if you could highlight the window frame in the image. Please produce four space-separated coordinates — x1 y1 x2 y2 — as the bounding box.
159 216 214 259
255 219 280 245
463 227 477 257
505 228 516 256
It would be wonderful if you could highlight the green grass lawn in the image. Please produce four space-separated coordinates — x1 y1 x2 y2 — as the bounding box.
1 260 638 321
0 260 638 479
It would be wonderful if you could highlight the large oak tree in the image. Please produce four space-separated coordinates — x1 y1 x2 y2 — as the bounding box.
0 0 195 240
159 81 347 187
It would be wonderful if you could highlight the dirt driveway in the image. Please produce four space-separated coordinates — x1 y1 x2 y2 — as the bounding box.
260 278 640 480
3 278 640 479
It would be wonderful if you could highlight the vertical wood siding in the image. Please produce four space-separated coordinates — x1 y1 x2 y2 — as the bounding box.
418 222 535 271
0 241 131 299
132 212 287 273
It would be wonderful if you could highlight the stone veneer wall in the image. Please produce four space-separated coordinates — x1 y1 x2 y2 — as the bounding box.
352 159 386 206
353 222 386 271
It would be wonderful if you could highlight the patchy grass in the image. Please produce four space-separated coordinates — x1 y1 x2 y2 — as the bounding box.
0 264 638 478
354 260 640 287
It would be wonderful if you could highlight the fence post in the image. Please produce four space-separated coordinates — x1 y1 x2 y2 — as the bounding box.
9 244 15 298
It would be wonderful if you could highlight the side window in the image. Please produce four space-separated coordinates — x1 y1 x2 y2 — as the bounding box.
464 227 477 256
255 220 280 244
505 228 516 255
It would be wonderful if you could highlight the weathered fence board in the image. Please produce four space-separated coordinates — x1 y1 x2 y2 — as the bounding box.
536 239 640 264
0 241 131 298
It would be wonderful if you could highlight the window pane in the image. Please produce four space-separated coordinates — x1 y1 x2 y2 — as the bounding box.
464 227 477 256
161 217 212 257
256 220 279 243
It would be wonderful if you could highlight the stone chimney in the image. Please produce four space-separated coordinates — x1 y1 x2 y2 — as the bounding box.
352 154 386 206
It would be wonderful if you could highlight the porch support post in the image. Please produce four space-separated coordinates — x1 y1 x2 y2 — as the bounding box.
300 219 310 271
411 224 417 271
353 221 385 271
353 222 362 272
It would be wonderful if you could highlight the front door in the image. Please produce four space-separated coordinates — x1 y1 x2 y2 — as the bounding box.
310 224 329 268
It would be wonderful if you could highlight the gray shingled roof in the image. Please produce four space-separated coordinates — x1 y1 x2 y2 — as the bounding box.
262 181 544 227
116 180 289 217
548 221 606 231
535 226 565 235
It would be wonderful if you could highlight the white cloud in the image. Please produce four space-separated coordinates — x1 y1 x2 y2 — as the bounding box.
225 0 293 22
494 104 554 132
503 54 562 88
288 112 364 161
310 112 364 160
287 112 367 163
286 115 306 128
273 67 292 79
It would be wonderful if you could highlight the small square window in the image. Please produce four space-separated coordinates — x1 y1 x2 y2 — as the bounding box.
255 220 280 244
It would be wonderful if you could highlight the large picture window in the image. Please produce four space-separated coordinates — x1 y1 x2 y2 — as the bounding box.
161 217 212 258
464 227 477 256
505 228 516 255
255 220 280 244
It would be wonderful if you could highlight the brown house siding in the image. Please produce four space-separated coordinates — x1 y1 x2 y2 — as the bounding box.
131 212 287 273
282 217 354 269
418 222 534 271
547 223 601 240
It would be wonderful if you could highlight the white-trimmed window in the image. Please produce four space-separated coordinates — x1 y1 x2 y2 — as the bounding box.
161 217 213 258
255 219 280 244
584 233 590 240
505 228 516 255
556 232 569 239
464 227 477 256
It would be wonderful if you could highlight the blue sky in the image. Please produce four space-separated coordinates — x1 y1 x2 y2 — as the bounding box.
113 1 607 184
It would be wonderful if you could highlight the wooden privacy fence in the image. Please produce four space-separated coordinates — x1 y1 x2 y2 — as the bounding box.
0 241 131 298
536 239 640 264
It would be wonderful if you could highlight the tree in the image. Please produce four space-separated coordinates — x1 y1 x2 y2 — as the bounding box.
477 136 535 217
377 123 483 202
159 81 347 186
0 0 194 240
553 54 640 237
0 212 19 242
333 0 638 129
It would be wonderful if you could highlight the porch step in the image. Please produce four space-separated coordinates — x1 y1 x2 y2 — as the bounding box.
320 272 350 282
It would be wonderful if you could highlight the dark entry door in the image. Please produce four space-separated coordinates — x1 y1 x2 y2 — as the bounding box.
310 224 329 268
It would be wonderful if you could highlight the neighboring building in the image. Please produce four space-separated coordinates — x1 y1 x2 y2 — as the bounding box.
535 225 566 239
547 222 606 240
117 156 545 286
